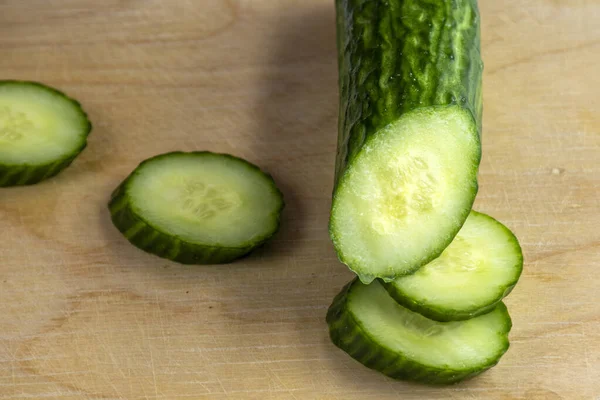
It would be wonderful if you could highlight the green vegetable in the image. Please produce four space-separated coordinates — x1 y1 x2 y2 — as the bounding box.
0 81 91 186
327 279 511 384
330 0 483 282
109 152 284 264
381 211 523 321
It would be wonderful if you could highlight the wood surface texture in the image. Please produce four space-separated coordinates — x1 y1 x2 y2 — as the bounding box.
0 0 598 399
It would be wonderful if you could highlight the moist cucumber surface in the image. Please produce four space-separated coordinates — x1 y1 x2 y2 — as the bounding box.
109 151 284 264
327 279 511 384
0 81 91 186
330 0 483 283
382 211 523 321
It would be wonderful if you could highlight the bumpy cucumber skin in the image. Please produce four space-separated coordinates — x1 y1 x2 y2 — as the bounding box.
381 212 524 322
0 81 92 187
333 0 483 180
330 0 483 281
108 151 284 265
326 279 511 385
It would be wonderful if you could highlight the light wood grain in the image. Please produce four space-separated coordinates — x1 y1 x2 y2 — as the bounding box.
0 0 598 399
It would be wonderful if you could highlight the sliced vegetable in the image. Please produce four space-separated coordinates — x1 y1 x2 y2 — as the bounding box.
0 81 91 186
327 279 511 384
109 151 284 264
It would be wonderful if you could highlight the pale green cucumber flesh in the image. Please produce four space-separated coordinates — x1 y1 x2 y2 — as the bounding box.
327 279 511 384
109 152 284 264
382 211 523 321
0 81 91 186
330 106 480 283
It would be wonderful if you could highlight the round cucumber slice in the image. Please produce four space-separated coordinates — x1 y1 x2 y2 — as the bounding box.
327 279 512 384
109 152 284 264
0 81 91 186
381 211 523 321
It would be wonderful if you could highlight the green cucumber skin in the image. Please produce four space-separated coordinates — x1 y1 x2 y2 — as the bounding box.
326 279 511 385
381 279 517 322
108 151 284 265
0 81 92 187
380 212 524 322
333 0 483 183
0 157 85 187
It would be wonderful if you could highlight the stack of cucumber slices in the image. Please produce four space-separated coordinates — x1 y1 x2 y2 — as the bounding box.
327 0 523 384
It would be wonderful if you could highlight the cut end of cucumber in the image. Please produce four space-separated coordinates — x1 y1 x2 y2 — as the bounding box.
0 81 90 166
126 152 283 249
344 280 510 373
330 106 480 282
386 211 523 320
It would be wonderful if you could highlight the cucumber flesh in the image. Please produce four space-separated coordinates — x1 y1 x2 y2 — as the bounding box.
327 279 511 384
382 211 523 321
0 81 91 186
109 152 284 264
330 106 479 283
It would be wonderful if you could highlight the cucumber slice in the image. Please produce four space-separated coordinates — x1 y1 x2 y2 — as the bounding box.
327 279 511 384
331 107 480 283
381 211 523 321
0 81 91 186
330 0 483 283
109 152 284 264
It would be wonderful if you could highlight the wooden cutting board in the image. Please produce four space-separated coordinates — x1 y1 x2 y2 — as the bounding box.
1 0 598 399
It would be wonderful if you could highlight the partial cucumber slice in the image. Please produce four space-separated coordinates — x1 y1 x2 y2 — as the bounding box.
381 211 523 321
0 81 91 186
109 152 284 264
327 279 511 384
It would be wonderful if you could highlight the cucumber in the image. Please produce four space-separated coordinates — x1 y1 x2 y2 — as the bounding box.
327 279 511 384
330 0 483 282
381 211 523 321
0 81 91 186
109 152 284 264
